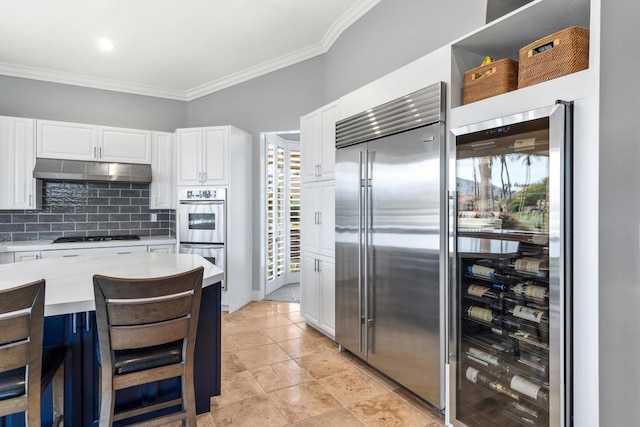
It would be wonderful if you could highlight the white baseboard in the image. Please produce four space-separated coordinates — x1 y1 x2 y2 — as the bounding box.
252 290 261 301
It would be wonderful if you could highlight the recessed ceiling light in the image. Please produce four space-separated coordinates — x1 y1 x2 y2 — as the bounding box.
98 38 114 51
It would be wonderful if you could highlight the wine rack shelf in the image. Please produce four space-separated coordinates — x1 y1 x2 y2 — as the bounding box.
457 241 551 426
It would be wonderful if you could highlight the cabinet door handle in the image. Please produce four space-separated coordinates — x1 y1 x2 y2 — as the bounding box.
318 212 322 224
28 194 32 207
93 146 97 158
318 164 322 177
85 311 90 332
317 258 321 272
99 147 102 158
203 172 207 182
73 313 78 334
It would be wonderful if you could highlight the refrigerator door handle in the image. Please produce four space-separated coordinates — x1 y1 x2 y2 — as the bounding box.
447 190 458 363
358 150 365 354
365 150 374 354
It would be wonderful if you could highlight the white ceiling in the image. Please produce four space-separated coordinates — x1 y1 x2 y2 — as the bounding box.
0 0 380 101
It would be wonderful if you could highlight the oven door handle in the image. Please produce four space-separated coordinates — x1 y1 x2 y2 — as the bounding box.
179 200 224 205
180 243 225 249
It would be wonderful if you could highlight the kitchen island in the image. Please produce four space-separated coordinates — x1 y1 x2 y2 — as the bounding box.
0 253 223 426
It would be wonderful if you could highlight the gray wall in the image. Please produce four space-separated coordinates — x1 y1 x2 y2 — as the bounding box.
485 0 534 23
324 0 487 101
599 1 640 425
0 75 187 132
187 56 326 132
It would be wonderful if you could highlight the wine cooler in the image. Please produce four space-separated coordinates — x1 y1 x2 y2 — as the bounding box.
449 102 573 427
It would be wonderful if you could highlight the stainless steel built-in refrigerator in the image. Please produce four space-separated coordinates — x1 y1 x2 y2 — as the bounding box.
335 82 446 408
449 103 573 427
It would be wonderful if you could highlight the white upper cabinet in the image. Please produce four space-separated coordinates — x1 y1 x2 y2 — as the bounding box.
150 131 175 209
176 126 229 186
37 120 97 160
300 101 338 183
176 128 201 185
0 116 38 210
36 120 152 164
98 126 152 164
202 128 228 184
301 181 335 258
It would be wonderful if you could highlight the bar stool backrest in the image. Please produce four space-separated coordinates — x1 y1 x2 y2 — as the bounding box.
0 279 45 420
93 267 204 426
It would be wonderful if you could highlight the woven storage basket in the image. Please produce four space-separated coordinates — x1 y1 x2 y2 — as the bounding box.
518 26 589 89
463 58 518 104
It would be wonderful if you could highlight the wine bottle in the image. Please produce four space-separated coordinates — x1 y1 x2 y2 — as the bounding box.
465 366 549 405
527 234 549 246
509 374 549 405
509 401 544 425
507 305 548 324
465 366 519 400
511 282 549 301
468 306 527 331
515 355 548 374
467 306 498 324
466 284 502 300
509 330 550 351
464 346 508 370
468 264 495 279
514 258 547 274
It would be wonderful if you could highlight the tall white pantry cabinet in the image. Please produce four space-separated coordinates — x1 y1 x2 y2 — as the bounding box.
300 101 338 339
175 125 253 313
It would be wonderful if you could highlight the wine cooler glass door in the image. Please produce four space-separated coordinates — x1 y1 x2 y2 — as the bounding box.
449 102 571 427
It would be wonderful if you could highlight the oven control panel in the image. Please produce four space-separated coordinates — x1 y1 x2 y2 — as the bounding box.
179 188 226 202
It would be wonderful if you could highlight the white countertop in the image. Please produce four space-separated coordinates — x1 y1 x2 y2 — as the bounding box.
0 253 223 316
0 236 176 252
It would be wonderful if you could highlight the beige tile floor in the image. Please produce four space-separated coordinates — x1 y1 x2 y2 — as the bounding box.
191 300 446 427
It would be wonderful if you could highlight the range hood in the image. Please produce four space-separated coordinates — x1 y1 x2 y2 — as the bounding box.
33 158 152 183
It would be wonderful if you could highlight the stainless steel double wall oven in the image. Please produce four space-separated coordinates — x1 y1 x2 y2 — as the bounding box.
178 188 226 289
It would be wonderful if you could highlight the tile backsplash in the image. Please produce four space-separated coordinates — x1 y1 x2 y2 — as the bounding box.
0 181 175 243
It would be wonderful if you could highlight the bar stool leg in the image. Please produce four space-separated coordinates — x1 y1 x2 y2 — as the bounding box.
52 364 64 427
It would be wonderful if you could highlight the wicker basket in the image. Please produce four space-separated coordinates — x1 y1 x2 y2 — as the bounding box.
518 26 589 89
463 58 518 104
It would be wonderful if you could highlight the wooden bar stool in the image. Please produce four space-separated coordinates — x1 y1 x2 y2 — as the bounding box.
93 267 204 426
0 279 67 426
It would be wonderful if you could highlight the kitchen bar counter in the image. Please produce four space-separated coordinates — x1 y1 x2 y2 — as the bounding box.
0 253 222 425
0 252 221 315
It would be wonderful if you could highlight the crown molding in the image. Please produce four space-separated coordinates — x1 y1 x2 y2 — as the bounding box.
185 0 381 100
0 61 188 101
0 0 380 102
185 42 326 101
322 0 381 50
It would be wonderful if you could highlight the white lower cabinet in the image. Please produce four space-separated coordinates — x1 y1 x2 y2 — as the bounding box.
301 252 335 338
147 244 174 253
13 251 41 262
12 244 174 262
39 246 147 258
